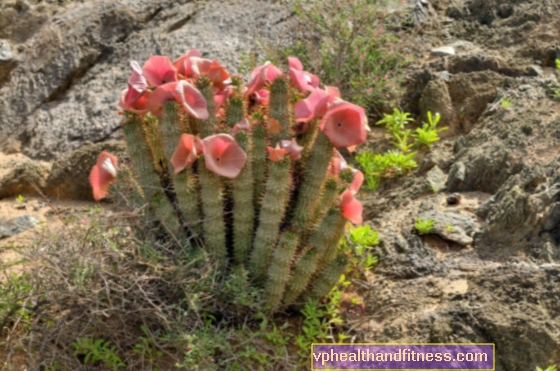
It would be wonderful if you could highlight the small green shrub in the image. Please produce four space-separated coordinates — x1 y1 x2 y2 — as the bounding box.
415 218 436 234
71 338 125 370
536 365 557 371
376 108 414 136
262 0 408 114
412 111 448 149
500 98 513 109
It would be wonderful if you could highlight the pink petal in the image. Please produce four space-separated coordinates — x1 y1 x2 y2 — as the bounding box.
325 86 341 99
190 57 213 78
148 82 179 116
171 134 198 174
120 89 151 115
294 89 329 122
319 102 367 149
208 60 230 86
340 190 363 225
173 80 209 119
89 152 118 201
254 89 270 105
232 118 251 136
349 169 364 195
128 61 148 92
267 144 286 162
245 62 282 98
202 134 247 178
280 139 304 161
142 56 178 87
173 49 201 76
288 56 303 71
330 150 347 177
290 68 318 92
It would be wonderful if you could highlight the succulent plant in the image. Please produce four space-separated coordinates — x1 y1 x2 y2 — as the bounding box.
89 51 368 311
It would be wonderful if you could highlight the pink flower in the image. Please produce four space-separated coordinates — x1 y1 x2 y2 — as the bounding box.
267 144 286 162
244 62 282 98
123 61 148 106
142 56 178 87
288 56 319 92
294 86 338 122
254 89 270 105
319 102 368 149
340 190 363 225
148 81 208 119
174 80 209 119
119 89 151 115
330 150 364 194
89 152 118 201
280 138 304 161
171 134 198 174
231 118 251 136
173 49 201 77
202 134 247 178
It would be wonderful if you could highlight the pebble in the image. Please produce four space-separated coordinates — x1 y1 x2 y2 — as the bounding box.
430 46 456 57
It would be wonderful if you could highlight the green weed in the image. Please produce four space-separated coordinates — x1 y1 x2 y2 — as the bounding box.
415 218 436 234
412 111 448 150
536 365 557 371
500 98 513 109
71 338 125 370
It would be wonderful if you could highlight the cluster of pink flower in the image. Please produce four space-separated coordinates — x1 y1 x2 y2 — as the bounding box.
90 50 369 224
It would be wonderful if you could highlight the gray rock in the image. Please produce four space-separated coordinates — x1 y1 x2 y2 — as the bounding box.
0 0 296 160
0 214 39 239
425 166 446 192
419 77 456 136
430 46 455 57
0 158 50 199
542 202 560 232
417 209 476 245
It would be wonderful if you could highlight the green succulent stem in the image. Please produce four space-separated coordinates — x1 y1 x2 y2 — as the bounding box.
196 79 217 139
291 131 333 232
122 115 185 242
226 96 245 128
249 156 292 281
232 130 255 264
313 177 338 221
198 158 227 266
269 77 292 145
302 253 348 302
264 232 298 309
252 123 268 205
282 206 342 303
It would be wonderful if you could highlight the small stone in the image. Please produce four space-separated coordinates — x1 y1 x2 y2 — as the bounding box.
447 193 462 206
0 214 39 239
425 166 446 193
430 46 456 57
417 210 475 246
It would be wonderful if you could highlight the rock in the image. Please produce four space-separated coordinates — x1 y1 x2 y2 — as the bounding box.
0 0 296 160
430 46 455 57
418 77 456 136
0 158 50 199
0 137 22 154
417 209 476 246
424 166 446 192
0 39 16 84
45 140 127 200
0 214 39 239
542 202 560 232
446 145 513 193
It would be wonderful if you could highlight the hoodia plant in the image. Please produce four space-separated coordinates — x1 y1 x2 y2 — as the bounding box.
89 51 368 311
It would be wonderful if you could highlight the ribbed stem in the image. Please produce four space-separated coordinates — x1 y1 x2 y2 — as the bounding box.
122 115 184 239
282 247 317 305
232 130 255 264
313 177 338 221
159 102 182 169
282 207 342 304
317 212 347 271
264 232 298 309
198 158 227 266
302 253 348 302
269 77 292 145
226 96 245 127
252 123 267 206
291 131 333 232
196 79 217 139
249 157 292 281
175 169 203 237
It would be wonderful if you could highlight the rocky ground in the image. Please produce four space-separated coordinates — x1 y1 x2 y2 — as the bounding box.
0 0 559 370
